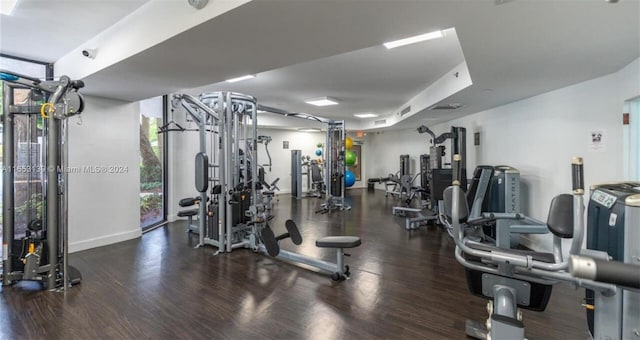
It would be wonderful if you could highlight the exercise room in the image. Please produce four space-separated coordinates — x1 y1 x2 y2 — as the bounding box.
1 0 638 339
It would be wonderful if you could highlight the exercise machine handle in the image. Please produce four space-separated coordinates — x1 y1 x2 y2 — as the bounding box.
452 154 462 186
571 157 584 195
0 69 41 85
570 255 640 289
71 80 85 89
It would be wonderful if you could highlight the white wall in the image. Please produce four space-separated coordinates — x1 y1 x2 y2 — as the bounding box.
364 58 640 252
364 128 439 185
68 95 141 252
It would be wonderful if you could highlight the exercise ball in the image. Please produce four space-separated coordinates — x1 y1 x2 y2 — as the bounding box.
345 170 356 187
345 137 353 150
345 150 357 166
315 149 322 156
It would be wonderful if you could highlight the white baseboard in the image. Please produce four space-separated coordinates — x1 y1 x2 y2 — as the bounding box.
69 228 142 253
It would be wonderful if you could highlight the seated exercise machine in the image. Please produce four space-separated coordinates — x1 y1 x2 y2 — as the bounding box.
580 181 640 338
1 69 85 290
390 174 434 230
291 152 323 199
444 164 538 248
368 155 434 230
386 125 467 230
445 155 637 339
368 155 423 202
383 154 413 199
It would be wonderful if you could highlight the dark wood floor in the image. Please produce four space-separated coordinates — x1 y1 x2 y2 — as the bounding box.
1 189 589 339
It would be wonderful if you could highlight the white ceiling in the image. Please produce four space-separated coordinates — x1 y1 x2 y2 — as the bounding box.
0 0 149 62
1 0 639 130
189 28 465 120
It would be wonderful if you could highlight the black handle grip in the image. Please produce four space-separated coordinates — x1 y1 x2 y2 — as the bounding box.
71 80 85 89
571 157 584 194
452 154 462 186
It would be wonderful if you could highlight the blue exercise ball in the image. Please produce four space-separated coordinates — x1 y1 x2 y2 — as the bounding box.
315 149 322 156
345 170 356 187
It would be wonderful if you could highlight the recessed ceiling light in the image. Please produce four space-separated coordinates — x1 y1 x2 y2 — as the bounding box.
225 74 255 83
299 128 321 132
383 30 444 49
304 96 339 107
354 113 379 118
0 0 19 16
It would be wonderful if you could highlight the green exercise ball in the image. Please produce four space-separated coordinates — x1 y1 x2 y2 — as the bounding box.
345 150 357 166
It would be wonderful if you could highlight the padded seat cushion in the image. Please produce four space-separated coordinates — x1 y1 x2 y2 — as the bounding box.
316 236 361 248
179 197 197 207
177 209 199 217
466 241 555 263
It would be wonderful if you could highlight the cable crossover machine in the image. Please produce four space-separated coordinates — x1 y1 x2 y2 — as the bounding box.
173 92 360 280
1 69 85 290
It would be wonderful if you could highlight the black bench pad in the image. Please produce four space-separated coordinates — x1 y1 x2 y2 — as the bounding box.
316 236 361 248
177 209 198 217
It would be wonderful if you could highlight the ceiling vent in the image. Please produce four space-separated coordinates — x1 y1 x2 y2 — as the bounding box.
399 106 411 116
374 119 387 126
428 103 463 110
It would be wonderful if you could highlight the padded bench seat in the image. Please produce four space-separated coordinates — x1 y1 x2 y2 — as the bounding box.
316 236 361 249
177 209 198 217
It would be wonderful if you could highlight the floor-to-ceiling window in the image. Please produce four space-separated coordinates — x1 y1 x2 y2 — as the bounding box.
0 54 51 263
139 96 167 229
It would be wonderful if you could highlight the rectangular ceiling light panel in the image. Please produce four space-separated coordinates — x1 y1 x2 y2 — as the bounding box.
354 113 379 118
305 96 339 107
